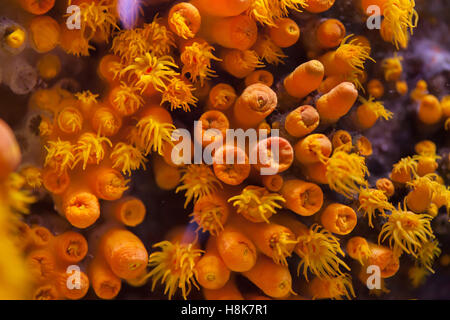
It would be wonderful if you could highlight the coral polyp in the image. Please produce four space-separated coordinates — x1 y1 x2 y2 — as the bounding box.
148 240 204 300
74 133 112 170
309 274 356 300
121 53 179 93
248 0 307 26
136 117 175 156
334 35 375 88
176 165 222 208
110 82 144 116
379 203 435 257
180 41 221 85
78 1 119 41
161 78 198 112
326 150 369 198
110 142 147 176
228 185 285 223
358 188 395 228
44 139 75 175
416 240 441 273
382 0 419 49
4 173 36 214
296 224 350 280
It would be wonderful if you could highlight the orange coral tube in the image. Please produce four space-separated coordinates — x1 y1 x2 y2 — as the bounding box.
262 174 284 192
331 130 352 151
318 75 345 94
153 155 181 191
32 284 60 300
220 49 263 79
99 228 148 280
168 2 201 39
139 104 174 123
231 215 297 265
91 107 122 137
14 221 31 251
207 83 237 110
418 95 443 125
213 144 250 186
316 19 346 49
196 110 230 147
360 0 387 15
42 168 70 195
280 179 323 216
203 276 244 300
26 249 55 284
110 196 147 227
376 178 395 197
54 270 90 300
316 82 358 122
406 184 432 213
233 83 277 129
217 225 257 272
367 79 385 98
98 54 121 83
284 60 324 99
242 255 293 298
195 237 230 290
191 193 230 235
302 161 328 184
208 15 258 51
29 225 53 249
192 0 251 17
269 18 300 48
29 16 60 53
52 231 88 264
62 189 100 229
252 136 294 174
320 203 357 235
346 236 371 263
367 243 400 278
285 105 320 138
305 0 336 13
271 213 310 237
56 106 84 136
18 0 55 15
88 255 122 299
245 70 274 87
88 167 128 201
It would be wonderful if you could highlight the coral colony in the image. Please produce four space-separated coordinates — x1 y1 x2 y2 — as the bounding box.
0 0 449 300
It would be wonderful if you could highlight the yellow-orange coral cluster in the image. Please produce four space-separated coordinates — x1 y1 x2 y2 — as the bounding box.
0 0 448 302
